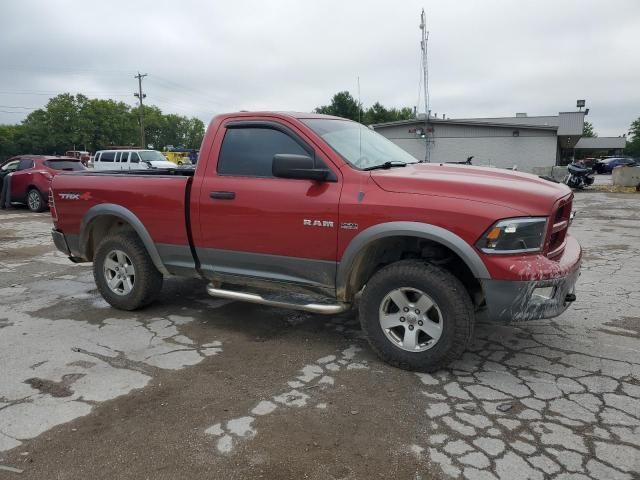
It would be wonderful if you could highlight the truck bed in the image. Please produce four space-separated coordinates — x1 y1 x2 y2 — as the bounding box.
51 170 193 252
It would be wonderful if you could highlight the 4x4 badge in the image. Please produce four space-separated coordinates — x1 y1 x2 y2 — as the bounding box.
340 223 359 230
58 192 92 201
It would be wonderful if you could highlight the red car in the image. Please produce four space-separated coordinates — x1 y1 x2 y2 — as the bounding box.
0 155 86 212
50 112 581 371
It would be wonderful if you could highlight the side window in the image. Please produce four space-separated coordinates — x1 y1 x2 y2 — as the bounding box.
129 152 140 163
217 127 309 177
114 152 122 162
1 160 20 172
101 151 115 162
17 159 34 171
121 152 130 163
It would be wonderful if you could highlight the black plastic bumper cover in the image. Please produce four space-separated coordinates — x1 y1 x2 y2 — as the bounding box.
477 268 580 323
51 228 70 256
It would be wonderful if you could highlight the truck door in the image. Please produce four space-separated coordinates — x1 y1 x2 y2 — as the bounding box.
194 121 342 293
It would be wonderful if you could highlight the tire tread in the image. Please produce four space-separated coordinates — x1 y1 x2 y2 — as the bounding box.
359 260 474 372
93 231 163 310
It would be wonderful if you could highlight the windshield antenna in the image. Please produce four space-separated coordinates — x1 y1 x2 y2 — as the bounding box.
357 76 362 159
420 9 431 162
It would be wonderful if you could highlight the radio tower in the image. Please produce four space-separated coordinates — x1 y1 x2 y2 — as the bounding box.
420 9 431 162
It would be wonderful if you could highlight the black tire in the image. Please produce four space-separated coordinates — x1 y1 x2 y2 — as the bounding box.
27 188 46 212
359 260 474 372
93 231 163 310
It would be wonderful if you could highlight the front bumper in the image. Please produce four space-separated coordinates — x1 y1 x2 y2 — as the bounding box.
477 268 579 322
477 235 581 323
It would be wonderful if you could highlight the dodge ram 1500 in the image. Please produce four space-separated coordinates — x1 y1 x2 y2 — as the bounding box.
50 112 581 371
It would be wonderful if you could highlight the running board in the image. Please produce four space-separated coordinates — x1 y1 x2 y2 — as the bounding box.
206 285 349 314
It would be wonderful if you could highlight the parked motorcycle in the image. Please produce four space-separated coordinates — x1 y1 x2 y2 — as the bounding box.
563 163 595 189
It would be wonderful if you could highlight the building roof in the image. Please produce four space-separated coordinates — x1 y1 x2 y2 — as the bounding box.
371 117 557 131
575 137 627 150
453 115 560 127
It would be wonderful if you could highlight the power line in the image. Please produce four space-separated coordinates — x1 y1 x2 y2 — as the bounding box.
0 90 131 97
0 105 38 110
1 64 135 75
147 76 222 108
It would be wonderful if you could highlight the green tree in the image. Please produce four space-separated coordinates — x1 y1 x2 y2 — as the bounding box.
0 93 206 155
315 91 362 122
79 98 137 150
20 109 52 153
184 117 205 149
0 124 22 160
316 92 415 125
387 107 415 123
625 117 640 157
363 102 389 124
582 121 597 137
139 105 166 149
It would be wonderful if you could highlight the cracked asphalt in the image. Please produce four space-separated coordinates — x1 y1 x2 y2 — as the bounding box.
0 191 639 479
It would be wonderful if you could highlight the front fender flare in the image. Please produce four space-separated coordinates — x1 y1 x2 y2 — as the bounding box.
79 204 170 276
336 221 490 301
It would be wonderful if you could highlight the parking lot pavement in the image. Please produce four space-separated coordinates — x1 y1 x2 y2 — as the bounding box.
0 192 639 480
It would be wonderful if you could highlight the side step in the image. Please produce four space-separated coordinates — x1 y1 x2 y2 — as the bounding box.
206 285 349 315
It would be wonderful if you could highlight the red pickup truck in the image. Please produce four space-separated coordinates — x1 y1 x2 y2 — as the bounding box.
50 112 581 371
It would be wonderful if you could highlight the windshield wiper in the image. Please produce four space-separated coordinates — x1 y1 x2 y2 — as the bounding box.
362 161 408 171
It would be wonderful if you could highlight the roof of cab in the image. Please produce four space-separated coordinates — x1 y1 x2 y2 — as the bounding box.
214 111 348 121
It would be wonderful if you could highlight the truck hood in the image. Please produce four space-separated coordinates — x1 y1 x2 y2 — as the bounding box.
370 163 570 215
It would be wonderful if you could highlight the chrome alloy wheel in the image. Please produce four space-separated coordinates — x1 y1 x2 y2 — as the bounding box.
27 190 41 211
378 287 443 352
103 249 135 295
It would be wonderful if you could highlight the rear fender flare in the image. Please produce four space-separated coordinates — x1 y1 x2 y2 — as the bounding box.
336 221 490 300
79 204 170 276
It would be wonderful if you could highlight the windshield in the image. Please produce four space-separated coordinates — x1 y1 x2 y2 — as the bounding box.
138 150 167 162
302 118 419 170
44 160 86 171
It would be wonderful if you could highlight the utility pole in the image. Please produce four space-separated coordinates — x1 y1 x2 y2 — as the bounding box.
419 9 430 162
134 72 147 148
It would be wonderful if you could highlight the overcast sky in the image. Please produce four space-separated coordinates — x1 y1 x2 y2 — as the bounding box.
1 0 638 136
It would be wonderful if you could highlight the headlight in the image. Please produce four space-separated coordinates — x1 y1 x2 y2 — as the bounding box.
476 217 547 254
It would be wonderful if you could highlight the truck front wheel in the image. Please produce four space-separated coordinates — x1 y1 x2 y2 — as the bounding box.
359 260 474 372
93 231 163 310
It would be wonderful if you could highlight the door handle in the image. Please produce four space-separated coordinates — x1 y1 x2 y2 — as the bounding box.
209 191 236 200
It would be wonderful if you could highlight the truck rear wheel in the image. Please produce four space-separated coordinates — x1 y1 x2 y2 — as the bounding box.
93 231 163 310
359 260 474 372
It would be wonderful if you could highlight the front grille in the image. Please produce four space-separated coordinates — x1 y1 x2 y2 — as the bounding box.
547 196 572 256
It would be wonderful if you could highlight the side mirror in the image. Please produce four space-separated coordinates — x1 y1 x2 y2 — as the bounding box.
272 154 329 181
